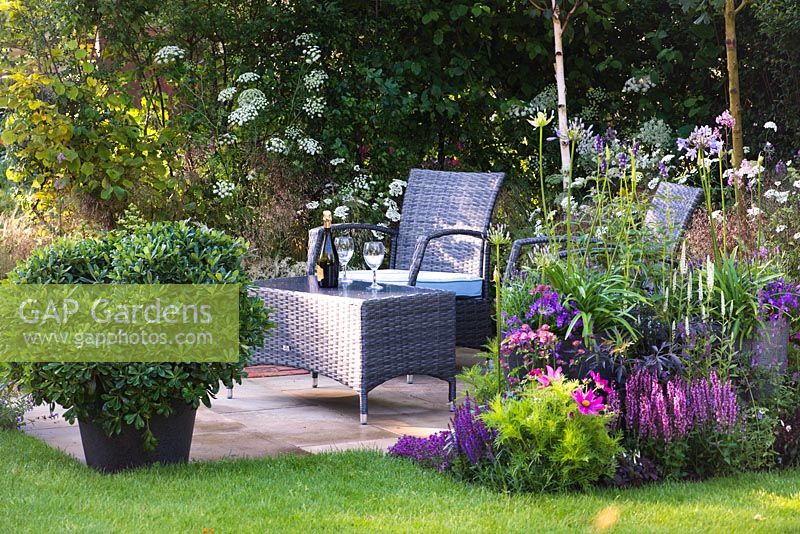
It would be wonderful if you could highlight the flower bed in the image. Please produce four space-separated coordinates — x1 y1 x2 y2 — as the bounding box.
389 110 800 492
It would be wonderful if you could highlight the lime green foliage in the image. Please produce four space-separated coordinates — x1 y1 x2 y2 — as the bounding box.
3 222 271 448
481 379 621 492
2 431 799 533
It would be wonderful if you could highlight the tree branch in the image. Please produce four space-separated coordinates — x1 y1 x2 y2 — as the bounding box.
735 0 751 15
561 0 582 33
528 0 547 12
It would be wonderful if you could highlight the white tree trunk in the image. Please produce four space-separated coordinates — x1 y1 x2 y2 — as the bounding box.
552 4 571 186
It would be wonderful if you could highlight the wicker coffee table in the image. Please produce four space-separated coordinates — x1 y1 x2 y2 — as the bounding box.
249 276 456 424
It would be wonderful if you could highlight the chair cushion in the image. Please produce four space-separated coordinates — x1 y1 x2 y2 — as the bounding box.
346 269 483 297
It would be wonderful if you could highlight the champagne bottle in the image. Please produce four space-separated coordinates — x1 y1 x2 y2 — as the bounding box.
315 210 339 288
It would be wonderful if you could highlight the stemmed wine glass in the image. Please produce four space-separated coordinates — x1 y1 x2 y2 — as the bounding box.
334 236 354 285
362 241 385 290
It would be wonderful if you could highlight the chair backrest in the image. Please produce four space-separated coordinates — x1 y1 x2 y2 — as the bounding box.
394 169 505 275
644 181 703 254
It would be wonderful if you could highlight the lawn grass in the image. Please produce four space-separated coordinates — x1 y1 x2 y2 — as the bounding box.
2 430 800 533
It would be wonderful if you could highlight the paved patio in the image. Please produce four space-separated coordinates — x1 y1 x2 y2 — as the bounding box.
24 349 482 463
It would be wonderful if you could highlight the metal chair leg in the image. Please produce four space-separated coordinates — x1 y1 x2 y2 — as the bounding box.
406 374 414 384
359 391 368 425
312 371 319 388
227 387 233 399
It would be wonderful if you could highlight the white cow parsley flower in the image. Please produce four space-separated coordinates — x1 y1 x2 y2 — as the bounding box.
303 45 322 64
333 205 350 220
305 201 320 210
388 179 407 197
154 46 186 64
329 158 345 166
238 88 268 110
217 87 237 103
775 224 787 234
622 75 655 94
747 206 762 218
228 104 258 126
297 137 321 155
265 137 289 155
217 132 238 146
294 33 316 46
386 206 402 222
304 69 328 90
302 96 326 118
236 72 260 84
285 126 303 139
323 198 333 206
212 179 236 199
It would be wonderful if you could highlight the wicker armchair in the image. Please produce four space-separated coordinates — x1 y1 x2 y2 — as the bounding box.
504 182 703 278
307 169 505 348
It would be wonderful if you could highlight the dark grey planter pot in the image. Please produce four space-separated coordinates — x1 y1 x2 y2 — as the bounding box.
742 318 790 373
78 400 196 473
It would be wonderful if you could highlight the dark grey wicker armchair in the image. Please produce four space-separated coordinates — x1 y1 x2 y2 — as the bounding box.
307 169 505 348
504 181 703 279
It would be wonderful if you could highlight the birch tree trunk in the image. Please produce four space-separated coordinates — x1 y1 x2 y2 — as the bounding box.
724 0 744 168
552 3 571 185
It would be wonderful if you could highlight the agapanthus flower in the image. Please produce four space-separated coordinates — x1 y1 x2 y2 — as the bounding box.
677 125 724 161
759 278 800 321
529 110 553 129
764 121 778 132
572 388 605 415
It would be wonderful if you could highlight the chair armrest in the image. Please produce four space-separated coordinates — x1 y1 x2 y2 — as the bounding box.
504 235 604 280
408 229 487 286
306 224 399 275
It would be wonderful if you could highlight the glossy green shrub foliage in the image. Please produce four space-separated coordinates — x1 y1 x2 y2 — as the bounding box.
4 222 271 448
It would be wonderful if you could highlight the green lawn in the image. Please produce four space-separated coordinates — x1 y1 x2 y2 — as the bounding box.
3 430 800 533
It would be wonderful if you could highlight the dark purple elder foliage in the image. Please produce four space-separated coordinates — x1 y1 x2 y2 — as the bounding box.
388 431 453 472
450 396 494 465
602 452 660 488
775 406 800 468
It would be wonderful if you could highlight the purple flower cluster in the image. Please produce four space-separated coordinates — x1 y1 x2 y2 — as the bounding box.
388 431 453 471
450 396 495 465
389 396 495 471
758 278 800 321
526 285 576 329
625 369 738 442
676 125 724 161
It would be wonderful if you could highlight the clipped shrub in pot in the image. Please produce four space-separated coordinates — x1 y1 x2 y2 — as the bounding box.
4 222 271 472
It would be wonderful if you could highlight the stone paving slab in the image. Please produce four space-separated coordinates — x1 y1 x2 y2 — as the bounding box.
23 348 482 463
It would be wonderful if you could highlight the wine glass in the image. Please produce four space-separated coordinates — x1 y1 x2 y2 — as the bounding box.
334 236 354 285
362 241 385 290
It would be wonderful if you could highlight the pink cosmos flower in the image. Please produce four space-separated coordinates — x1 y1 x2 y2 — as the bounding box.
536 365 564 387
572 388 605 415
589 370 610 393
